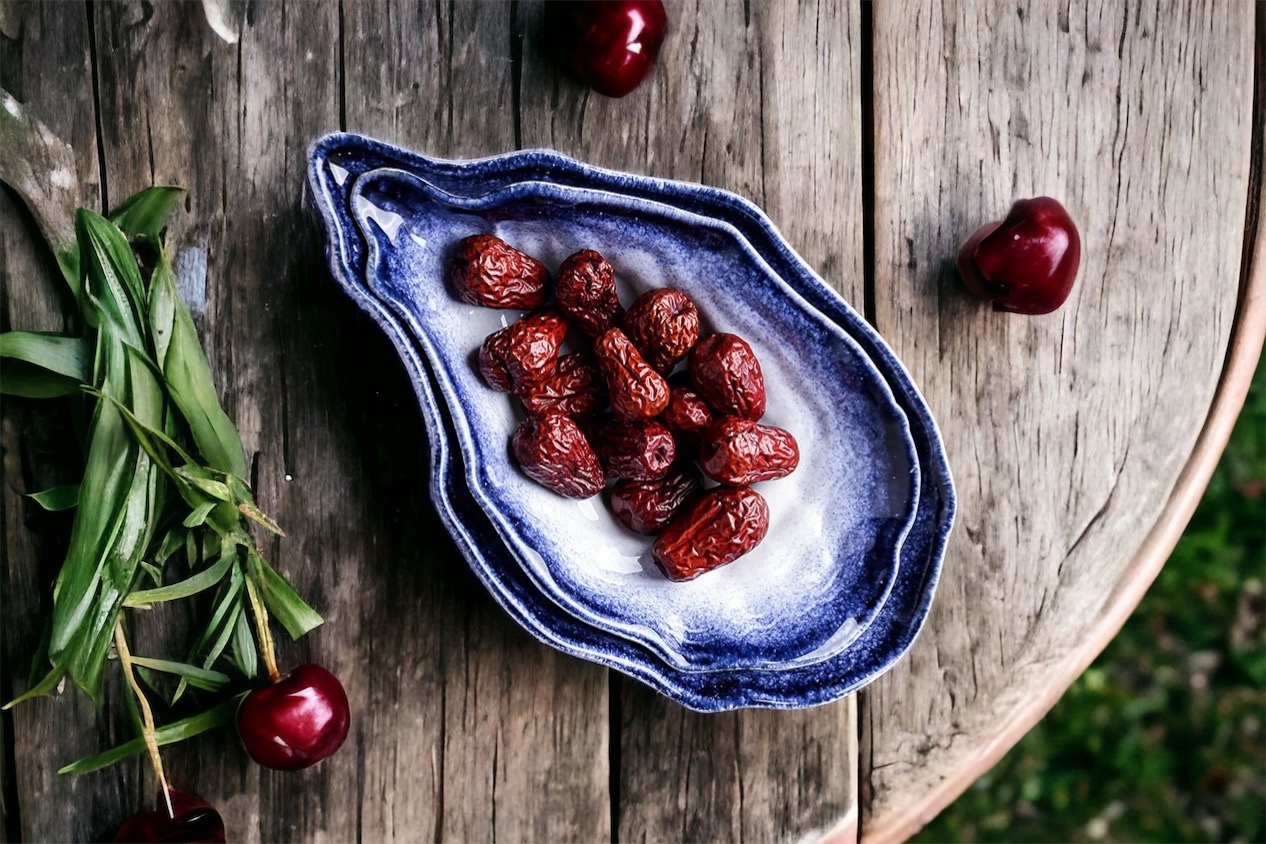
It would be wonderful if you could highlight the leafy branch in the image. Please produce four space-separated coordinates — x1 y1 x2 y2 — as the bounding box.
0 86 321 778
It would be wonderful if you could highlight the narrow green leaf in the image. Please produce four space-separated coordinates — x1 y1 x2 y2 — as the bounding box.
86 387 198 470
182 501 216 529
27 484 79 511
3 663 64 709
122 546 235 607
201 529 222 562
58 699 238 775
230 609 258 678
151 252 246 477
175 567 245 704
76 209 147 343
0 331 89 379
238 501 284 536
247 552 322 639
153 528 186 565
0 331 89 396
191 567 244 665
174 466 232 502
127 656 229 690
109 186 184 242
0 362 83 398
227 474 252 502
48 393 134 669
55 248 80 297
138 561 163 588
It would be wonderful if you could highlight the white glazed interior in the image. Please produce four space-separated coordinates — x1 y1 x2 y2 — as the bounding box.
351 172 921 671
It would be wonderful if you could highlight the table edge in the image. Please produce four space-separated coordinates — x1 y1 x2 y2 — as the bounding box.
859 173 1266 844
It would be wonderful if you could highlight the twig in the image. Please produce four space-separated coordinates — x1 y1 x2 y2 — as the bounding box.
113 619 174 818
244 576 281 682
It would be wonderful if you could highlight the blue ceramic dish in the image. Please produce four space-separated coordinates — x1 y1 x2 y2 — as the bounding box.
347 168 920 672
307 133 956 711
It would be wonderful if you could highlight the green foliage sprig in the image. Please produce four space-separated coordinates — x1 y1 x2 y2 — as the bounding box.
1 185 321 776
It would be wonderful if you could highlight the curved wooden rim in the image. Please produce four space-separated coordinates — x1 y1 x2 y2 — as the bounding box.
860 173 1266 844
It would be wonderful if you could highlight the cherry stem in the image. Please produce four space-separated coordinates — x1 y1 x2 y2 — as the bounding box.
244 575 281 683
113 620 174 818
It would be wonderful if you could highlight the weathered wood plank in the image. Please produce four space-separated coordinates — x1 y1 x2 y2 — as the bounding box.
340 3 610 840
862 1 1255 839
518 0 863 839
89 2 351 840
0 4 145 841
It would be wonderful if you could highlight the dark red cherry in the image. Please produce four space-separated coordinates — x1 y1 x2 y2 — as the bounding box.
548 1 668 98
237 663 350 771
113 788 225 843
957 196 1082 315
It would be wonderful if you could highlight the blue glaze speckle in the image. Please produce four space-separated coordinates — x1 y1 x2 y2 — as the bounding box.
307 133 956 711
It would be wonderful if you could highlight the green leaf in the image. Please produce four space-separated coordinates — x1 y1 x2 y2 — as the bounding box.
0 362 82 398
247 551 322 639
174 465 232 502
230 609 258 678
76 209 147 344
0 331 89 380
58 698 238 775
52 323 166 702
48 391 135 676
153 528 186 565
109 187 184 243
181 500 216 529
138 561 163 588
28 484 79 511
183 565 245 675
86 386 197 472
62 589 126 703
126 656 229 692
238 500 284 536
3 663 64 709
0 331 89 397
122 546 236 607
48 215 164 694
150 254 246 477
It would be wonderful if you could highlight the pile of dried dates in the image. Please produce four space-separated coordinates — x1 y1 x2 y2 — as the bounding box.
451 234 800 581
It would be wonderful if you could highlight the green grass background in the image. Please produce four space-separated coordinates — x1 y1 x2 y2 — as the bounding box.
917 361 1266 842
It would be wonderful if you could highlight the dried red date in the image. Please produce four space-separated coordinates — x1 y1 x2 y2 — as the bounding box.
593 328 670 420
652 486 769 581
624 288 700 373
511 412 605 498
610 465 702 535
659 382 714 442
519 352 607 416
450 234 550 309
699 417 799 485
585 416 676 480
688 333 766 420
479 311 568 392
556 250 625 337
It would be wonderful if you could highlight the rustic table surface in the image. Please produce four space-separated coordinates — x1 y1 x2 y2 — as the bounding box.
1 1 1261 841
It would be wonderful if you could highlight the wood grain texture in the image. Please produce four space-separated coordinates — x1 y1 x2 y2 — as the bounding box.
517 1 863 840
341 2 610 840
0 4 143 842
89 3 351 840
861 2 1255 839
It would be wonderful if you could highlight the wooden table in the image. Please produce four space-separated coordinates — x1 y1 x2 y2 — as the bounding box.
1 2 1261 841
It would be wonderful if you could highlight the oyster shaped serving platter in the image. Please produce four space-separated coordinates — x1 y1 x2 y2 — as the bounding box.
308 133 956 711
